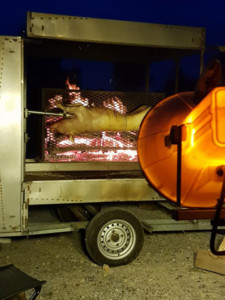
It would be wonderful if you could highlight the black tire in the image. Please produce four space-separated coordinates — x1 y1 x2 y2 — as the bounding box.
85 207 144 266
57 206 77 222
57 205 92 222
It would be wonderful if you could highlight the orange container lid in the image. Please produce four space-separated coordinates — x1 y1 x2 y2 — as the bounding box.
138 88 225 208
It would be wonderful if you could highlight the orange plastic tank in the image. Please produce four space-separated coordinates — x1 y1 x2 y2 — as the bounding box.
138 87 225 208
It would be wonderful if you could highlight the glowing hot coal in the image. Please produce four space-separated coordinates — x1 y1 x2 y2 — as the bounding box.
103 96 127 114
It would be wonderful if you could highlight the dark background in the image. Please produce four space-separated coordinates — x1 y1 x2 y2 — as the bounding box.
1 0 225 93
1 0 225 46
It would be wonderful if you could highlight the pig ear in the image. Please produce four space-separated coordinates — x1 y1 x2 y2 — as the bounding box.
193 59 222 105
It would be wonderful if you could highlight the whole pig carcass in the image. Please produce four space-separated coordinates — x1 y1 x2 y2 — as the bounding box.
50 103 151 141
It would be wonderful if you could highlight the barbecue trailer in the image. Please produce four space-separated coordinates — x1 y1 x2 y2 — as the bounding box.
0 12 207 266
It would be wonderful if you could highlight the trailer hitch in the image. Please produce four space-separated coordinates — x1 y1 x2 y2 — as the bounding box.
210 166 225 256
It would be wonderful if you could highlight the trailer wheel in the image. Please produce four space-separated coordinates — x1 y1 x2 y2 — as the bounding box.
85 207 144 266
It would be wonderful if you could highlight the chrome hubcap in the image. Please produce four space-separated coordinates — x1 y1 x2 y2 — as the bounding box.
97 219 136 260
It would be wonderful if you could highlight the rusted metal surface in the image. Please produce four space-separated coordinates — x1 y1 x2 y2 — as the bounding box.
24 178 163 205
172 208 225 220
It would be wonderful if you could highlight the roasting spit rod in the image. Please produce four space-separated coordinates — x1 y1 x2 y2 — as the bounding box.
25 109 72 118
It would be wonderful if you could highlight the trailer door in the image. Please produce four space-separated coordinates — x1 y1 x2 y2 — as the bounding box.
0 36 24 234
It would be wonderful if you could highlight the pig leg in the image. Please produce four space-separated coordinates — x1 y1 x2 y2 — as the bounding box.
56 102 83 116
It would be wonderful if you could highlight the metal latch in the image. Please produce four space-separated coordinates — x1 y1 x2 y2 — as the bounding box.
24 133 29 143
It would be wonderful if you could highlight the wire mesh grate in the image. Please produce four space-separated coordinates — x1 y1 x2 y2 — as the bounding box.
43 89 165 162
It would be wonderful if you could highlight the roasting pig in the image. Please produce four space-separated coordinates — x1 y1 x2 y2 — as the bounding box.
50 103 151 142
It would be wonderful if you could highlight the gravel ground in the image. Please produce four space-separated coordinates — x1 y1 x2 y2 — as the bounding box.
1 230 225 300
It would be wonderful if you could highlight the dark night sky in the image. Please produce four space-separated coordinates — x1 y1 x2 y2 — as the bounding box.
1 0 225 94
0 0 225 46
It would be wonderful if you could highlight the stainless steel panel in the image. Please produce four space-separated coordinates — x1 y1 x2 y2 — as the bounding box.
27 12 205 50
25 162 141 172
25 179 163 205
142 219 213 232
0 36 24 233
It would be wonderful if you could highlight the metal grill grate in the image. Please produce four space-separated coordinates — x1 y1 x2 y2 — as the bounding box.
43 89 165 162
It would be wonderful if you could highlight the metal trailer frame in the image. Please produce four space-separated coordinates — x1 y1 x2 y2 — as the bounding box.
0 12 210 239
